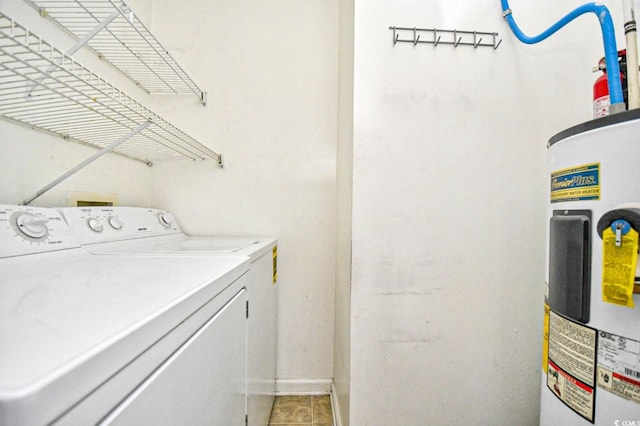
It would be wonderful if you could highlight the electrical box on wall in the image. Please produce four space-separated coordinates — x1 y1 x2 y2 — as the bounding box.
68 192 117 207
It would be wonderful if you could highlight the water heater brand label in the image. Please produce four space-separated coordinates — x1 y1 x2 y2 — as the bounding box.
550 163 600 203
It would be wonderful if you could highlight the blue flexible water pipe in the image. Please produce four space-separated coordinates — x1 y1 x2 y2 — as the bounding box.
501 1 625 111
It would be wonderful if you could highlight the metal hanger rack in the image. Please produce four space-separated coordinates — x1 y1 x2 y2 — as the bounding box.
24 0 207 104
0 14 223 205
389 26 502 50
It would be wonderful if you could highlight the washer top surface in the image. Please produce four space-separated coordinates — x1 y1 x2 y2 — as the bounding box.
0 250 248 392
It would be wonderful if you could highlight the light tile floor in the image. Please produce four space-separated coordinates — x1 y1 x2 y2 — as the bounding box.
268 395 333 426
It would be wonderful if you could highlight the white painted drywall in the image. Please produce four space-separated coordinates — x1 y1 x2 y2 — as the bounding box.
348 0 623 424
144 0 340 385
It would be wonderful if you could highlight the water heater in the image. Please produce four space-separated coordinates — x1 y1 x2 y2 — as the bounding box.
541 110 640 424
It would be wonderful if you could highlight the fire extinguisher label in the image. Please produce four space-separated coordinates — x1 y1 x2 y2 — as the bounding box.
550 163 600 203
594 95 611 118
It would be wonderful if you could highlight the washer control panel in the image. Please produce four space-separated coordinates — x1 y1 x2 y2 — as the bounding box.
59 207 182 244
0 205 80 258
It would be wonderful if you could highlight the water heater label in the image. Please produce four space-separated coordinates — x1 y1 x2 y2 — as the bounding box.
542 302 550 374
547 310 597 422
598 331 640 404
550 163 600 203
602 227 638 308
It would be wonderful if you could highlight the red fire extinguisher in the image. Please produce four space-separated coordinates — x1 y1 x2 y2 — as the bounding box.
593 49 628 118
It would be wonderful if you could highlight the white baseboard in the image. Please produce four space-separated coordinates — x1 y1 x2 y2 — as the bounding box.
330 381 341 426
274 378 332 395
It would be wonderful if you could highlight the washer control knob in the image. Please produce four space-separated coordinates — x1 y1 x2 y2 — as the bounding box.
158 212 173 228
107 216 124 230
87 217 103 233
16 213 50 239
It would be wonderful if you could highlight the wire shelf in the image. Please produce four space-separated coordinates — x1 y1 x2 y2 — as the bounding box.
24 0 206 102
0 14 221 165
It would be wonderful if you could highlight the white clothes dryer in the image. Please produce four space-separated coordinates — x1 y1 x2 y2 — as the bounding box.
58 206 278 426
0 205 250 426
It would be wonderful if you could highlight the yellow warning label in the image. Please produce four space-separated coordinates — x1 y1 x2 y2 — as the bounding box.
602 227 638 308
272 245 278 285
542 303 550 374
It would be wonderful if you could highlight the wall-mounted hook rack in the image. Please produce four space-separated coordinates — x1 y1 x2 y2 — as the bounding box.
389 26 502 50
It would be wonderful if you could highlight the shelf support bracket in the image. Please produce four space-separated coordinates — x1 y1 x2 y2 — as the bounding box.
20 121 151 206
66 9 121 56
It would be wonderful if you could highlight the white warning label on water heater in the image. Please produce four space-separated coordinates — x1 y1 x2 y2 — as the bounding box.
597 330 640 404
548 360 595 421
547 310 597 422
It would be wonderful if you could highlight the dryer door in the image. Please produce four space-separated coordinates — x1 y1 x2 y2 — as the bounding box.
100 288 248 426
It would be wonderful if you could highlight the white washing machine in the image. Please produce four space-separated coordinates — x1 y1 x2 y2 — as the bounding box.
0 204 251 426
58 206 278 426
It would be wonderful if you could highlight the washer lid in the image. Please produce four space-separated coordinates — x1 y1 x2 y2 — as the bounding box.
81 235 277 259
